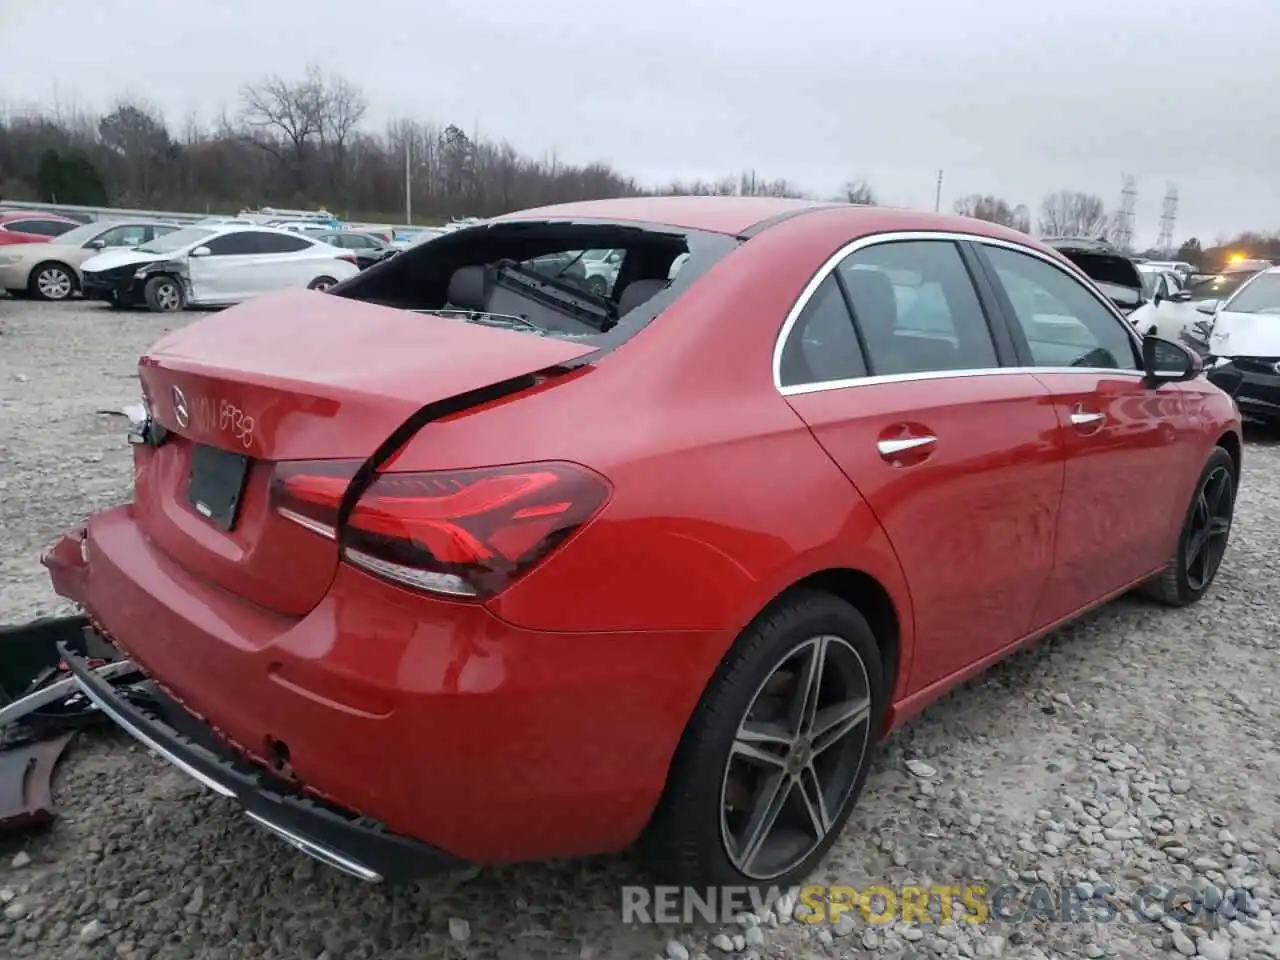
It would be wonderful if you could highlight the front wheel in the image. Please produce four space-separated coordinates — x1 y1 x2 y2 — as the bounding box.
1140 446 1236 606
309 276 338 292
641 590 885 888
144 275 185 313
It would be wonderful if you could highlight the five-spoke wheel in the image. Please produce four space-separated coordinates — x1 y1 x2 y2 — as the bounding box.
643 590 885 887
721 635 873 880
1142 445 1236 606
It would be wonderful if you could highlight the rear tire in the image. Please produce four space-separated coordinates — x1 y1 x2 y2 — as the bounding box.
1140 446 1236 606
29 262 76 301
144 276 184 313
309 276 337 292
641 590 885 889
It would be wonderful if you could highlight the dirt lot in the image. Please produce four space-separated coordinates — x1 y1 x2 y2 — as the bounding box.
3 299 1280 960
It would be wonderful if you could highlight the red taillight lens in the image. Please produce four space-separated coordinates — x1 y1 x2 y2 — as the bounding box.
271 460 611 599
337 254 359 265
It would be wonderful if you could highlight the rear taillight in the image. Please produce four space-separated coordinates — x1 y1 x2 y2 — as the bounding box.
271 460 611 599
337 254 359 265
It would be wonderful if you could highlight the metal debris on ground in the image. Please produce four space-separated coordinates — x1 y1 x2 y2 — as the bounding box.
0 614 140 834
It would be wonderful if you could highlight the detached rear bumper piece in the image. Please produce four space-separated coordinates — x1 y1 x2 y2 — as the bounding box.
57 642 469 884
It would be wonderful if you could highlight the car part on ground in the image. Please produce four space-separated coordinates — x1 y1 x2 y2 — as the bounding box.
40 198 1241 887
0 616 142 835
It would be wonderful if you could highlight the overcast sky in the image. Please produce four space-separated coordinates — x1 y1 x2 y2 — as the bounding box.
1 0 1275 245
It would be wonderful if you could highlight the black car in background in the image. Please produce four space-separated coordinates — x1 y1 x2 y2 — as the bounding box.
313 230 397 270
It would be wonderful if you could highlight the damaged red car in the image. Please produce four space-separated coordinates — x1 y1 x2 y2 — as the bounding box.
45 197 1242 887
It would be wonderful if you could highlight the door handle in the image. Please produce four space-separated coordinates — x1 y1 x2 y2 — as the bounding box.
877 436 937 457
1068 409 1106 428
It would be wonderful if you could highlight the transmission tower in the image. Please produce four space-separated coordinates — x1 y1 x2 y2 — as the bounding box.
1156 183 1179 255
1113 173 1138 252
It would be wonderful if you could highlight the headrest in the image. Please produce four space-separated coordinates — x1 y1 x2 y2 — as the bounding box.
617 278 668 316
447 265 490 310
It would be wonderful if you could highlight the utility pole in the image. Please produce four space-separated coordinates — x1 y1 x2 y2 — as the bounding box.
404 137 412 224
934 170 943 212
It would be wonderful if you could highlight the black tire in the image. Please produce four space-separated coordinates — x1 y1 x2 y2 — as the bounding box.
144 275 184 313
1140 446 1236 606
309 276 338 292
641 589 886 888
29 262 76 301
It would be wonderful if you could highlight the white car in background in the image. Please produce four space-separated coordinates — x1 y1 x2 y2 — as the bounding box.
79 224 360 313
0 219 179 300
1127 264 1196 340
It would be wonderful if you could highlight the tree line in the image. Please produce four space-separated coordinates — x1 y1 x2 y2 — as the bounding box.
0 65 1270 270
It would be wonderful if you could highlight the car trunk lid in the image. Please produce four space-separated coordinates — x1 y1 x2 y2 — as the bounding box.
1054 249 1144 313
131 288 595 616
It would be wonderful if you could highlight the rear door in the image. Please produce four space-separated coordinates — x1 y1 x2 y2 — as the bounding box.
778 235 1065 694
250 232 329 291
973 241 1195 627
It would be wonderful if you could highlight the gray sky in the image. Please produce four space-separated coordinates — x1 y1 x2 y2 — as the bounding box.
1 0 1276 245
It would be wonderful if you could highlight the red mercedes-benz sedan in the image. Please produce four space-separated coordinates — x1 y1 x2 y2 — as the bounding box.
44 197 1242 888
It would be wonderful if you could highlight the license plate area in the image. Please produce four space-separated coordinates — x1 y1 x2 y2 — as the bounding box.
186 444 250 531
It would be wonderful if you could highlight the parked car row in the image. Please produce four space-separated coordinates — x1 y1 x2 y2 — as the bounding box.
0 212 411 308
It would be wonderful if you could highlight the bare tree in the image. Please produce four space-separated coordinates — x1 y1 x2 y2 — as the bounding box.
953 193 1030 233
1037 190 1110 239
840 179 877 205
238 64 328 195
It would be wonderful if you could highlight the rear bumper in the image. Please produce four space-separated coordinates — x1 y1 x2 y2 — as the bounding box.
43 506 722 867
58 643 462 883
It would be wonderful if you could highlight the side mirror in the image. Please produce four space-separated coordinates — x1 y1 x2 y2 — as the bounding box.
1142 334 1202 386
1195 299 1220 315
85 238 105 250
1153 288 1164 306
190 246 211 258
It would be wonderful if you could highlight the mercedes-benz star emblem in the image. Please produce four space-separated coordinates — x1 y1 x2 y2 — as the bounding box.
172 386 189 429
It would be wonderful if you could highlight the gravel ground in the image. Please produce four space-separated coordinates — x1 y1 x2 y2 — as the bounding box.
3 299 1280 960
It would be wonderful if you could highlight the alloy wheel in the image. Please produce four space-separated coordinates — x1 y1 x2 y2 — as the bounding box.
1184 465 1233 592
154 282 181 311
35 266 73 300
719 635 872 881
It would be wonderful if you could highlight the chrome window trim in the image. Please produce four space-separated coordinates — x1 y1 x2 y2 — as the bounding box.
779 366 1144 397
771 230 1145 395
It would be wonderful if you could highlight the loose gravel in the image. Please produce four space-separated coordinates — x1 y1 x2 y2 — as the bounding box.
3 299 1280 960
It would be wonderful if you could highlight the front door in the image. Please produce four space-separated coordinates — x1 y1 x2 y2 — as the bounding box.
778 237 1065 694
188 230 260 302
975 242 1194 628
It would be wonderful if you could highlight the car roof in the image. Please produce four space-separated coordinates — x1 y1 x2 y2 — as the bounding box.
185 223 320 239
488 195 1048 245
0 211 77 224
